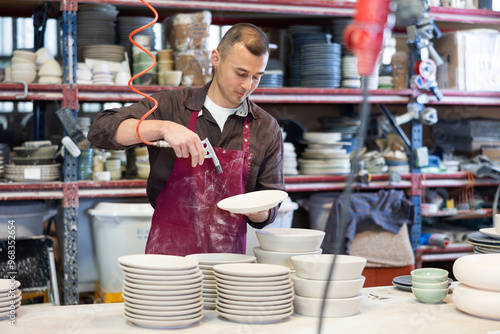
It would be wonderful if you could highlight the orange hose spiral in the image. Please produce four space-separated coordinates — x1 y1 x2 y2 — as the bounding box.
128 0 158 146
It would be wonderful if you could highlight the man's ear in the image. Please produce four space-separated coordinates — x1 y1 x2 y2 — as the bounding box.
211 49 220 68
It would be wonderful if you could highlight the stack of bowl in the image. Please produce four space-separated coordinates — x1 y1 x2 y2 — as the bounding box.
118 254 204 329
185 253 256 310
135 146 149 179
291 254 367 317
410 268 449 304
253 228 325 270
37 51 62 84
11 50 37 83
452 254 500 320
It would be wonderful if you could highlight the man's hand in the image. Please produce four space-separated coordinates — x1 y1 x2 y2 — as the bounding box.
244 210 270 223
162 121 205 167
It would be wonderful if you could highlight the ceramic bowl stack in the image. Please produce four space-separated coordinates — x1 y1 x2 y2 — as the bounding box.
118 254 204 329
299 132 351 175
283 142 299 176
213 263 294 323
117 16 156 60
410 268 449 304
185 253 256 310
11 50 37 83
253 228 325 270
453 254 500 320
0 279 21 321
76 62 93 85
341 54 361 89
291 254 366 317
134 146 150 179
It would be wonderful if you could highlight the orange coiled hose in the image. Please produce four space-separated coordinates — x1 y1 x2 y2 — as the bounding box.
128 0 158 146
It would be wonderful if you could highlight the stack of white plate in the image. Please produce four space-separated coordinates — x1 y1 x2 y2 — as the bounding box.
185 253 256 310
299 132 351 175
83 44 125 63
118 254 204 329
283 142 298 176
0 279 21 321
213 263 294 324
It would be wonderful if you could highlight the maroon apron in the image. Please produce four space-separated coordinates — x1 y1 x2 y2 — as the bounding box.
145 110 253 256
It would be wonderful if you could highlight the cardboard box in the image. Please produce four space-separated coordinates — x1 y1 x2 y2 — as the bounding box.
434 29 500 91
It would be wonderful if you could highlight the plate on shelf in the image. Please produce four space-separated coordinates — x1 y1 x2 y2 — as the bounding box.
479 228 500 240
217 190 288 214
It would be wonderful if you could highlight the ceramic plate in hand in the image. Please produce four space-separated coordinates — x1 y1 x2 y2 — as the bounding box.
217 190 288 214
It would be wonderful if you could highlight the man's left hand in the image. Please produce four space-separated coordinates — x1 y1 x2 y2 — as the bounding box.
244 210 270 223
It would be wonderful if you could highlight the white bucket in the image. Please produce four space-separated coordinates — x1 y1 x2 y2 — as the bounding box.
88 202 154 293
304 192 340 231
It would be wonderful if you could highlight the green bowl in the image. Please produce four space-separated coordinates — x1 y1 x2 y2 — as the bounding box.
411 268 448 283
412 287 448 304
412 280 449 289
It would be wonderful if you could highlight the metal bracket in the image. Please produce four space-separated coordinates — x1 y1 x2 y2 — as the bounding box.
63 182 78 208
410 173 422 196
63 84 78 110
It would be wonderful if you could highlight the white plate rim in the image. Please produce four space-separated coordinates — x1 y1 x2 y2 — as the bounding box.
122 289 202 301
122 293 202 306
479 228 500 240
214 272 291 284
217 190 288 214
124 312 203 329
118 254 198 271
216 308 293 324
217 290 294 302
213 263 290 277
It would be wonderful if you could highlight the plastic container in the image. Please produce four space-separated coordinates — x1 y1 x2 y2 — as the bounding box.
0 201 57 238
88 202 154 292
245 196 298 255
304 192 340 231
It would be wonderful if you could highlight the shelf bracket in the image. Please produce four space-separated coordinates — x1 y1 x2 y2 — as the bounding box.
63 182 78 208
63 84 78 111
60 0 77 12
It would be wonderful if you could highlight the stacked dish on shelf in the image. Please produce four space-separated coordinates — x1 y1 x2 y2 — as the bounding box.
6 141 60 182
299 132 351 175
118 254 204 329
283 142 299 176
0 144 9 178
0 279 21 321
253 228 325 270
453 254 500 320
213 263 294 324
185 253 256 310
291 254 366 317
301 43 342 88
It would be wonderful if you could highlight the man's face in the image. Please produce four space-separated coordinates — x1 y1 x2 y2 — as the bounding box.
211 42 268 108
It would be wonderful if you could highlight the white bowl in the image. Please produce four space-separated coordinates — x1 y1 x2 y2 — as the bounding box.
11 70 37 83
453 254 500 291
38 76 62 84
38 59 62 77
253 247 322 269
291 274 365 299
453 283 500 320
159 70 183 86
11 62 36 72
11 56 35 65
255 228 325 252
13 50 37 62
293 294 362 318
35 47 54 66
137 167 150 179
292 254 367 281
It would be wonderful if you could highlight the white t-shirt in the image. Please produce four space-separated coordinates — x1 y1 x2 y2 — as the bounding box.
203 96 240 132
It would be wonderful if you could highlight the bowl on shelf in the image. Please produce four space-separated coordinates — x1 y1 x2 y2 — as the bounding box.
255 228 325 252
13 50 37 62
453 254 500 292
293 294 363 318
38 59 62 77
10 70 37 84
411 268 448 283
291 274 365 299
291 254 367 281
13 145 57 159
252 246 322 269
411 287 448 304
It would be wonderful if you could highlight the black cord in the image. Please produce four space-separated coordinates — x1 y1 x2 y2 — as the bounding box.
317 76 371 333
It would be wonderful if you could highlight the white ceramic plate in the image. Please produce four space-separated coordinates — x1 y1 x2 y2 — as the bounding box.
125 299 202 311
216 281 292 291
125 304 203 317
186 253 256 265
214 272 291 284
217 190 288 214
0 290 21 302
124 275 202 286
123 270 202 281
123 286 201 297
217 290 294 302
124 280 202 291
217 294 294 307
0 303 20 317
124 309 202 322
216 304 293 316
125 312 203 329
122 293 202 306
479 228 500 240
0 280 20 293
453 254 500 291
453 283 500 320
213 263 290 277
203 301 216 309
216 308 293 324
217 286 293 297
122 289 202 301
120 265 199 276
216 299 292 311
0 296 22 308
118 254 198 271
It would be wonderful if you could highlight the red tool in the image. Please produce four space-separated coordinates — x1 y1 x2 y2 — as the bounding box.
343 0 393 76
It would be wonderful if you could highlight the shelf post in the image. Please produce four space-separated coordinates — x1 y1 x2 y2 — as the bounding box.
410 119 423 252
61 7 79 306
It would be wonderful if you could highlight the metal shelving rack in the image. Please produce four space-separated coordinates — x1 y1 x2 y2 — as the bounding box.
2 0 500 304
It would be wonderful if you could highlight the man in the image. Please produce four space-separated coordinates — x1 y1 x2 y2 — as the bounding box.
88 23 285 256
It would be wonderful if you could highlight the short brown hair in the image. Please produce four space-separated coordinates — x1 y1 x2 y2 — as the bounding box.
217 23 269 59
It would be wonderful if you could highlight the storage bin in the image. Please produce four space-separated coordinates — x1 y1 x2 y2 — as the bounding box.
304 192 340 231
88 202 154 293
0 201 57 239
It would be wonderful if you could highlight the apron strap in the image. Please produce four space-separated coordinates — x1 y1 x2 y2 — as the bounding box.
187 109 251 153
